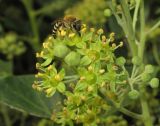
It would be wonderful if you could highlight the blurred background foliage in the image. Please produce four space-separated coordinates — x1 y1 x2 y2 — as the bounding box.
0 0 159 126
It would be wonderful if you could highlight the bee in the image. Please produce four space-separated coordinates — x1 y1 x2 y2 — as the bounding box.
52 15 82 38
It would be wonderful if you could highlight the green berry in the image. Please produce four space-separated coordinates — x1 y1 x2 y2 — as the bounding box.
64 51 80 66
141 73 151 82
145 64 154 74
132 56 142 66
54 44 70 58
104 9 112 17
116 57 126 66
128 90 139 99
149 78 159 88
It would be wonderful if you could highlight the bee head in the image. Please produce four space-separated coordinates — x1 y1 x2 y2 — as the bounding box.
73 20 82 31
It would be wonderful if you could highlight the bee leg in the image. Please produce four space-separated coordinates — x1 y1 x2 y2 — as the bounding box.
77 31 81 36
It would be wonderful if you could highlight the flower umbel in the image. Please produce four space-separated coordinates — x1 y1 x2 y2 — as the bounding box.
34 25 128 125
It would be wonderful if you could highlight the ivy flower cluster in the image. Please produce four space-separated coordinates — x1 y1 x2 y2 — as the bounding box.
33 25 132 125
0 32 26 60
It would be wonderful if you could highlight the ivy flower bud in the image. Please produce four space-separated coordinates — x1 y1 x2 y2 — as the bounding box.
104 9 112 17
132 56 142 66
149 78 159 88
97 29 104 34
144 64 154 74
128 89 139 100
116 57 126 66
141 73 151 82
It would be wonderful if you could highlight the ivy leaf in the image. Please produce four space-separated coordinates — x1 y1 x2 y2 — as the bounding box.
0 60 12 78
0 75 62 118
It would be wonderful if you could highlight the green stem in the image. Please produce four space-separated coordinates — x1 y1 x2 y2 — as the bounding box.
145 20 160 35
138 1 153 125
64 75 79 80
63 77 79 83
133 0 141 32
21 0 40 51
99 89 142 120
152 44 160 65
120 0 138 56
118 107 142 120
140 92 153 126
138 0 146 58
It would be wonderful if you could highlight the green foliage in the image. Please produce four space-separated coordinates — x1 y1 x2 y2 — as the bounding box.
0 60 12 79
0 32 26 60
0 75 62 118
0 0 160 125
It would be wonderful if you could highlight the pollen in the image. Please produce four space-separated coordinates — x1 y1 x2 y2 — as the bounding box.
47 65 53 70
110 32 115 37
81 27 87 33
97 28 104 34
54 74 61 81
40 51 44 57
49 36 53 40
60 30 66 36
102 35 106 42
36 53 40 57
32 83 37 89
37 72 43 77
87 86 93 92
88 66 93 71
69 33 75 38
43 43 48 48
111 43 116 48
119 41 123 47
45 88 53 95
82 24 86 28
99 69 105 74
36 63 40 68
90 28 95 32
80 76 85 81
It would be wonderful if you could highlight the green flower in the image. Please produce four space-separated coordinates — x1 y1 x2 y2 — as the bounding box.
34 25 128 125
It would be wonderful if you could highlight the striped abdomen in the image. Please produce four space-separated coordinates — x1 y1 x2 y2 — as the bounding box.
52 21 63 38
